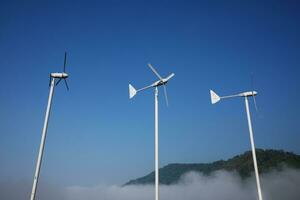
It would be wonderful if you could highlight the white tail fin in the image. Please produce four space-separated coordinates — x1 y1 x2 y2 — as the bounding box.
210 90 221 104
129 84 137 99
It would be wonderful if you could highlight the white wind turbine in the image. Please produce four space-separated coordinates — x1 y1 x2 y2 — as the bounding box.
30 52 70 200
210 89 263 200
129 63 175 200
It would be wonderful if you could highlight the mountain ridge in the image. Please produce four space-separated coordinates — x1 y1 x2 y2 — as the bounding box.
125 149 300 185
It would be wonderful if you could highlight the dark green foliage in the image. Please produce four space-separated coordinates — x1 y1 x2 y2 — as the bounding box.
125 149 300 185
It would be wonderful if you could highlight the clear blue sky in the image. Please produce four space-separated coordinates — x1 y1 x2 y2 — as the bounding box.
0 0 299 187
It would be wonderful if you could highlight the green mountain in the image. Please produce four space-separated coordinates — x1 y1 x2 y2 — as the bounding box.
125 149 300 185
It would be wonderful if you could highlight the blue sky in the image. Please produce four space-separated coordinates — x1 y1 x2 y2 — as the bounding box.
0 0 299 187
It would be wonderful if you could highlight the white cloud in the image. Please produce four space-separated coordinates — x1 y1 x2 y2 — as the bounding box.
65 168 300 200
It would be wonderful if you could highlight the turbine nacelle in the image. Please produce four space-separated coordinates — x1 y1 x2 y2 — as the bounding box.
240 91 257 97
50 72 69 79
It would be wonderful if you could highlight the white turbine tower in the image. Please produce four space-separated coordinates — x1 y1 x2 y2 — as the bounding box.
210 89 263 200
129 63 175 200
30 52 70 200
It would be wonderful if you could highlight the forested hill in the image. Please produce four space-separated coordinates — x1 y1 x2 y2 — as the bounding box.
125 149 300 185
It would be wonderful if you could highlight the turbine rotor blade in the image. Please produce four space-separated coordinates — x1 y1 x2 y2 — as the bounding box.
163 85 169 106
56 78 62 86
253 95 258 111
64 79 69 90
251 73 258 112
148 63 163 81
165 73 175 81
63 52 67 72
49 75 51 87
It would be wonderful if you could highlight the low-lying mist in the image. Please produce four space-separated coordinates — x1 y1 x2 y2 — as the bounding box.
1 168 300 200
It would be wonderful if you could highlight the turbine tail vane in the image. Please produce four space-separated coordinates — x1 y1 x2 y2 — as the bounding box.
129 84 137 99
210 90 221 104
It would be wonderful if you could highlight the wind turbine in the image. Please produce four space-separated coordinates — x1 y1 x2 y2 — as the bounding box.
129 63 175 200
210 89 263 200
30 52 69 200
